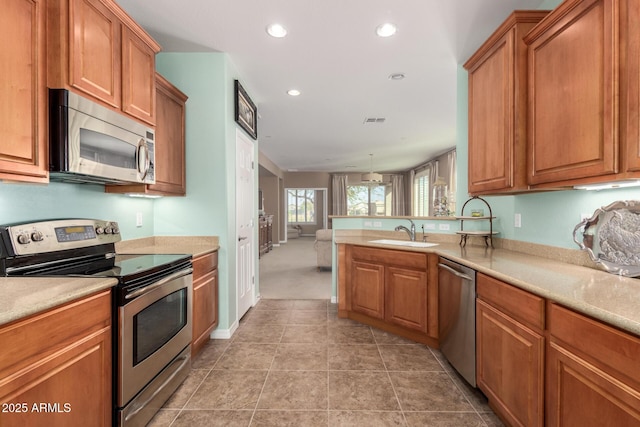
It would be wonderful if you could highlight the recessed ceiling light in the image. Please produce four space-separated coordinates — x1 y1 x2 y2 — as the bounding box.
266 23 287 38
287 89 301 96
376 23 397 37
389 73 405 80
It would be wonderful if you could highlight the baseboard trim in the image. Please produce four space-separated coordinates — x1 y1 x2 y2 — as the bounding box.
210 320 238 340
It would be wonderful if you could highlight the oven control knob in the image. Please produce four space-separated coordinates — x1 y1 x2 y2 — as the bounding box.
95 226 104 235
112 226 120 234
17 233 31 244
31 231 44 242
104 227 113 234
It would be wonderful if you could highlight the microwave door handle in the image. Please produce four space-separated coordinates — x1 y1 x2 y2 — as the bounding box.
137 139 150 181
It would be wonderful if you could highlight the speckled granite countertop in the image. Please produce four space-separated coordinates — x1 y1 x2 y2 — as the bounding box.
0 277 117 326
115 236 219 257
336 232 640 337
0 236 218 327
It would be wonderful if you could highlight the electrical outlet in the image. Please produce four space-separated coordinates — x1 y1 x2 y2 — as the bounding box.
514 213 522 228
136 212 143 227
438 223 450 231
424 223 436 230
373 221 382 228
364 221 373 227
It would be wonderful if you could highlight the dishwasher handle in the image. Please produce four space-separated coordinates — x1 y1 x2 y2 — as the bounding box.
438 263 473 281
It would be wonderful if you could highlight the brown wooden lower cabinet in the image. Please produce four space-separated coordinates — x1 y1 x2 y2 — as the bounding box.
0 289 112 427
476 273 545 427
338 244 438 346
546 303 640 426
191 251 219 357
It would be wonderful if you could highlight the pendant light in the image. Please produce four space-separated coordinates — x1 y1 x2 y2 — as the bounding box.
361 154 383 184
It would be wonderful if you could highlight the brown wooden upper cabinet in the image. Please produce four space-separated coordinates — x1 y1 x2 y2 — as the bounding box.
106 73 188 196
465 11 549 195
524 0 639 188
47 0 160 125
0 0 49 183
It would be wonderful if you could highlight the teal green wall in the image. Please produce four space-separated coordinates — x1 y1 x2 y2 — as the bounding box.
156 53 254 332
0 182 155 239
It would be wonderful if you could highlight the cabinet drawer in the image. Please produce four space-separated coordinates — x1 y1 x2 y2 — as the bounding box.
352 245 427 270
477 272 544 331
193 251 218 279
0 289 111 379
548 303 640 387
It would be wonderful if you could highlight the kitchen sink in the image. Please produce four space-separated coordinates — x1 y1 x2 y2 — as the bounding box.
368 239 439 248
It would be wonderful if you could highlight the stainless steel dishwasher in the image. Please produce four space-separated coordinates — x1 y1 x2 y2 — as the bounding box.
438 257 477 387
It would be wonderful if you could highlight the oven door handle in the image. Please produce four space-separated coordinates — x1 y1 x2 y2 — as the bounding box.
124 353 190 422
438 263 473 281
124 267 193 300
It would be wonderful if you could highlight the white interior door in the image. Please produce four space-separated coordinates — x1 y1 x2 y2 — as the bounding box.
236 130 255 319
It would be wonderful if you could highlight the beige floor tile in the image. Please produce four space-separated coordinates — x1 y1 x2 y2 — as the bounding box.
251 410 328 426
292 299 329 310
271 343 328 370
328 344 385 371
242 309 292 325
404 411 486 426
146 409 180 426
233 324 286 343
162 369 209 409
215 343 278 370
253 299 296 310
328 325 376 344
328 410 406 426
172 409 253 426
186 370 268 410
257 371 328 410
328 371 400 411
372 328 418 345
289 309 328 325
389 371 473 412
281 324 328 343
378 344 443 371
192 339 230 369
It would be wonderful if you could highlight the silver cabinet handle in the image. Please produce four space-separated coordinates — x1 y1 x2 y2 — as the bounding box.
238 236 247 241
438 263 473 281
124 267 193 300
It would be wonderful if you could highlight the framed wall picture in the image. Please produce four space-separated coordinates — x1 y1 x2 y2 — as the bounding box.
234 80 257 140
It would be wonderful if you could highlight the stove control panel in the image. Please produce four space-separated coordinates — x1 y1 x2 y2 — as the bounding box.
1 219 121 256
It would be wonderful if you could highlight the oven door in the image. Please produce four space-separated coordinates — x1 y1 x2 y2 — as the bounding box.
118 268 192 407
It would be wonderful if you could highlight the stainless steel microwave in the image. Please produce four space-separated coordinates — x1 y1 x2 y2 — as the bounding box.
49 89 155 185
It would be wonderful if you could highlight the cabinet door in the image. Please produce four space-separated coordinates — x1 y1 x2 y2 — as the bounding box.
385 266 428 333
0 0 48 183
150 74 187 195
546 340 640 426
192 269 218 356
69 0 121 108
527 0 617 186
465 12 548 195
350 260 384 320
122 26 156 125
477 299 545 427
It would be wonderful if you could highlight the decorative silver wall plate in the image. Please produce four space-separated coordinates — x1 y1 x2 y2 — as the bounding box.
573 200 640 277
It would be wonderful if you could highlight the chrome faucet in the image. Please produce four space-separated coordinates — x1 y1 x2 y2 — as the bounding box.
395 219 416 241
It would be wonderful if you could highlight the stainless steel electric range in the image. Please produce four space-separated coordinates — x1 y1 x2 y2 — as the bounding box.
0 218 193 427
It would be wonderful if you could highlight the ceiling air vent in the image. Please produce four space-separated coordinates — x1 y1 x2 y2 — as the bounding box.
363 117 386 124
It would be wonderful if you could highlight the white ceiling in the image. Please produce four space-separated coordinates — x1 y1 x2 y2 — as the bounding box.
117 0 546 174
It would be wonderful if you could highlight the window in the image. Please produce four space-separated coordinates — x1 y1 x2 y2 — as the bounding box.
413 171 430 216
347 185 388 216
287 189 315 223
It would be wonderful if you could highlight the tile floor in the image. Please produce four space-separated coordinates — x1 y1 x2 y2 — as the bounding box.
148 299 505 426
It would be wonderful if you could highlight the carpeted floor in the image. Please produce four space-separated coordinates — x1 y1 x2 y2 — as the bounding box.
258 237 332 300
